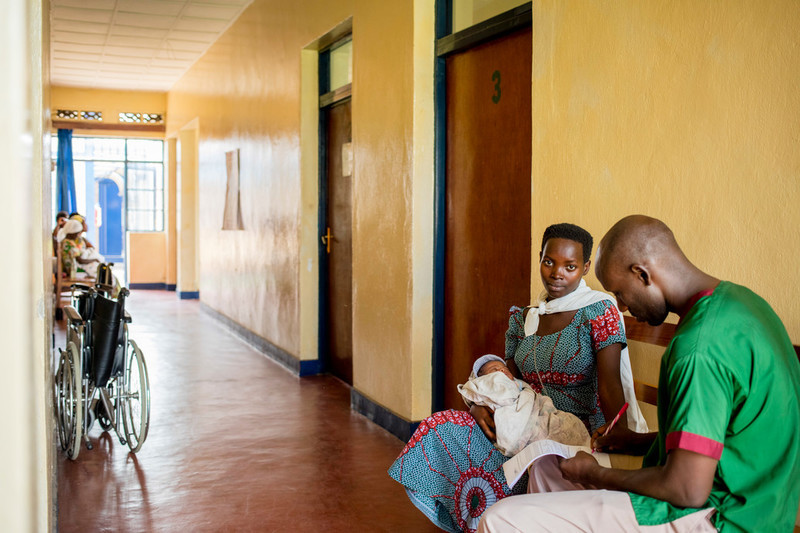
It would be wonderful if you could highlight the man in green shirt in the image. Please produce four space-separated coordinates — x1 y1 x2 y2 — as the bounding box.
478 215 800 532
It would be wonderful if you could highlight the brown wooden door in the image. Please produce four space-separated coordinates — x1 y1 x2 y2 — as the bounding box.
324 99 353 384
443 28 532 409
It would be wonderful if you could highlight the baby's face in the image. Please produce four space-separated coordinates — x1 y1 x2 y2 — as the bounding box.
478 360 514 381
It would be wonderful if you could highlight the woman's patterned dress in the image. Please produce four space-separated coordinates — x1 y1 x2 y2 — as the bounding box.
387 300 626 532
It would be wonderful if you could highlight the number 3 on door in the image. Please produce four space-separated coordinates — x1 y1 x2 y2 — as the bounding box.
492 70 501 104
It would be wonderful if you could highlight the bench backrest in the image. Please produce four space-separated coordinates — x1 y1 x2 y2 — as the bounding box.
624 315 800 406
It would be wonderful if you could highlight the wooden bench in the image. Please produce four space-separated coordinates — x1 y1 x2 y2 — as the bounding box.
619 315 800 531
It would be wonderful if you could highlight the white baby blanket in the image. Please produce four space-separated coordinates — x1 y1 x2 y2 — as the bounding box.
458 372 591 457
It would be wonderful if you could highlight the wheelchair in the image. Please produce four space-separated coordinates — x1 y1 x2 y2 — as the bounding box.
54 282 150 460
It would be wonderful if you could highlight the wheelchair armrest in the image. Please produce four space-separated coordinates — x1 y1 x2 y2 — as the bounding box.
63 305 83 324
123 310 132 323
94 282 115 296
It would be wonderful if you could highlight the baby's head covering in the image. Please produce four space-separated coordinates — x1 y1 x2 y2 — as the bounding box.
57 219 83 242
472 354 505 377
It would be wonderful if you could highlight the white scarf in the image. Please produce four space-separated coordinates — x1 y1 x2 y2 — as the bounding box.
57 219 83 243
524 280 649 433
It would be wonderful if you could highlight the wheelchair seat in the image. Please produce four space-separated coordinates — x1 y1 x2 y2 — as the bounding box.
91 292 124 388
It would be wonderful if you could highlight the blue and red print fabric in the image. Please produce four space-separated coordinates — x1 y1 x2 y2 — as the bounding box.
388 410 522 533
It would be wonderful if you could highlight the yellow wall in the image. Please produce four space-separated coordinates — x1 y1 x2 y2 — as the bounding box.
2 0 51 530
51 86 166 137
128 232 167 284
167 0 431 420
164 0 799 423
168 0 351 353
531 0 800 355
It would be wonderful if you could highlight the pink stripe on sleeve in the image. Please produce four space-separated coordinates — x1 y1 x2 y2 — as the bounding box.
666 431 724 460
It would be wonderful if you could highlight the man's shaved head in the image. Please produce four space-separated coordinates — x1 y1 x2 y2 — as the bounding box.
595 215 683 283
594 215 695 326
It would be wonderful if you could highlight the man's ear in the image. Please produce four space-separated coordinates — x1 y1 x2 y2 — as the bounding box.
630 264 651 286
539 251 543 262
582 260 591 276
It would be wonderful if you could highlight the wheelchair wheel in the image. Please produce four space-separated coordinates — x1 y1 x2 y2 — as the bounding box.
57 342 83 460
121 339 150 452
54 351 68 450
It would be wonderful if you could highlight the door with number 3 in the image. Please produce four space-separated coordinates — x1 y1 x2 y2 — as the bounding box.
443 27 532 409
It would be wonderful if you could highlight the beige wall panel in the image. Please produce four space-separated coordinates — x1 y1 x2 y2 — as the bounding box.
350 1 415 416
409 0 436 420
177 125 199 293
167 138 178 286
1 0 42 529
128 232 167 284
30 0 53 529
532 0 800 351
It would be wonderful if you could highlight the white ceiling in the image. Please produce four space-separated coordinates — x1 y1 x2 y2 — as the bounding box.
51 0 253 91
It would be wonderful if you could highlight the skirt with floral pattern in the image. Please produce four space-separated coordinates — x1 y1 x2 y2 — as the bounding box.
387 410 526 533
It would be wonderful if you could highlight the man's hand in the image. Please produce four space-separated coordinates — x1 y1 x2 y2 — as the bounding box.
592 424 656 456
470 404 496 442
560 451 600 485
560 448 718 509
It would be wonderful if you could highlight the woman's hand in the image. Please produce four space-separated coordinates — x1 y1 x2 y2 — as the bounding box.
470 404 496 442
592 423 657 456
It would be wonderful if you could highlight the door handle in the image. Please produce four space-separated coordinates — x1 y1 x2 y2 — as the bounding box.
320 226 332 254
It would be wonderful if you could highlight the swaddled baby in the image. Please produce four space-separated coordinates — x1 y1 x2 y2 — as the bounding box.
458 354 590 456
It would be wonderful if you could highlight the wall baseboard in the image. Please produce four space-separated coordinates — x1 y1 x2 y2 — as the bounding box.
178 291 200 300
200 302 323 377
299 359 324 376
129 282 167 290
351 388 420 442
166 284 177 291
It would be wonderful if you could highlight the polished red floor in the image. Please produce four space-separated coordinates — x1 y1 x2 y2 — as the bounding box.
56 291 439 532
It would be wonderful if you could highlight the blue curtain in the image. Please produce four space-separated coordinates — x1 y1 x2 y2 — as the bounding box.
56 129 77 213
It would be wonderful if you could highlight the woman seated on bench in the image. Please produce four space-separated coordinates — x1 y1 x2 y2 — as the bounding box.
57 219 122 297
388 223 648 533
57 219 105 278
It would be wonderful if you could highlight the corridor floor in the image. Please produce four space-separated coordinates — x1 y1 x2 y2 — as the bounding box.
56 290 440 533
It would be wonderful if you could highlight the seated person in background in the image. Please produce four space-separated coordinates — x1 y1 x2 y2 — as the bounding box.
52 210 68 253
57 219 121 297
478 215 800 533
57 219 104 278
69 212 95 249
459 354 590 456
